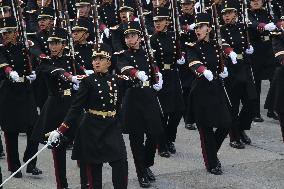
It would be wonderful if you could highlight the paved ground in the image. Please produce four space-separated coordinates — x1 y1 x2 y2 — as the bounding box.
1 81 283 189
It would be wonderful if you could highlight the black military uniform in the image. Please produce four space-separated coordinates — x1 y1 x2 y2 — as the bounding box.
265 15 284 142
220 0 257 149
248 2 278 122
31 27 81 189
50 43 128 189
186 13 232 175
179 0 197 130
29 7 55 109
150 7 184 157
0 17 42 178
117 21 163 188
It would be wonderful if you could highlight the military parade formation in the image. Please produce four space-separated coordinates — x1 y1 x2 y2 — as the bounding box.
0 0 283 188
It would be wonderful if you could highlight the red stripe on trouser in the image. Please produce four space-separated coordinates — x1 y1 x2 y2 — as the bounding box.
52 149 62 189
4 133 12 171
229 130 238 142
198 128 209 169
86 164 93 189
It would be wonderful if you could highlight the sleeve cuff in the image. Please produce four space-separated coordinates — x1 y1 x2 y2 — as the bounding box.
257 23 266 31
58 122 69 134
196 65 206 74
4 66 12 74
99 23 107 31
224 47 233 55
130 69 138 77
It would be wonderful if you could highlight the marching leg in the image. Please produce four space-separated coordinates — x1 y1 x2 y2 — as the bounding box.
52 145 68 189
166 112 183 154
110 159 128 189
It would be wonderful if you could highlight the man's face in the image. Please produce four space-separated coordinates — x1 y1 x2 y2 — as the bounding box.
119 10 133 22
222 10 237 24
78 5 91 17
38 18 53 31
152 0 167 8
250 0 263 10
92 56 111 73
125 33 141 49
181 3 194 14
72 30 89 43
2 31 17 44
195 24 211 41
154 19 168 32
48 41 65 57
0 7 11 18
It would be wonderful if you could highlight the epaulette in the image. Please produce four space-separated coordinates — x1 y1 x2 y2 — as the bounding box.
185 42 196 47
27 32 36 36
26 10 37 14
77 75 88 80
110 25 119 30
114 50 125 55
143 11 151 15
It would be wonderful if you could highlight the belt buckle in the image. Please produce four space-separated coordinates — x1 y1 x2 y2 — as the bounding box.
164 64 171 70
237 54 243 60
63 89 71 96
17 77 25 83
142 81 150 87
106 111 113 117
263 35 270 41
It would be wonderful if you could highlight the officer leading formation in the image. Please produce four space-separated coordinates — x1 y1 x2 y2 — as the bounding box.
0 0 283 188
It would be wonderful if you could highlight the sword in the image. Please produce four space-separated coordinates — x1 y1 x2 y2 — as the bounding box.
0 143 49 187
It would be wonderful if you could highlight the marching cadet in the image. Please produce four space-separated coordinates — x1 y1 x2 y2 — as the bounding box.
47 43 128 189
266 15 284 142
29 7 55 109
248 0 278 122
76 0 96 42
0 17 42 178
220 0 257 149
117 21 163 187
31 27 81 189
179 0 197 130
150 7 184 157
186 13 232 175
111 0 138 54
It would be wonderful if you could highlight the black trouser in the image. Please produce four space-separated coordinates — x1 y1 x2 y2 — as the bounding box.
79 161 88 189
129 133 157 178
52 144 68 189
254 79 273 117
4 127 39 172
0 134 3 153
228 82 254 142
159 112 183 151
198 127 229 169
85 159 128 189
278 112 284 143
182 87 194 124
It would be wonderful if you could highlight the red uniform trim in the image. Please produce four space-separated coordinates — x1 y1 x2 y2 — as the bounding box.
63 72 71 78
224 47 233 55
257 23 266 31
58 123 69 134
130 68 138 77
196 65 206 74
198 128 209 169
4 66 12 74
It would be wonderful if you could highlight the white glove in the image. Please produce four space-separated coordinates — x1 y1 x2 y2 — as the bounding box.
73 83 80 91
26 71 37 81
229 51 238 64
177 56 186 65
71 76 80 85
219 67 229 79
188 23 196 31
245 45 254 55
104 28 110 38
264 23 276 31
153 72 163 91
9 71 20 82
137 71 148 82
84 69 94 75
203 69 213 81
47 130 61 145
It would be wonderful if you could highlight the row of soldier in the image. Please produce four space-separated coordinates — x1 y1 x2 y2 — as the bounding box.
0 0 283 189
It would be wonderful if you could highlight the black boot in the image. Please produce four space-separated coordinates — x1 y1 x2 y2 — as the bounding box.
185 123 197 130
207 167 223 175
145 167 156 182
0 151 5 159
267 111 279 120
229 141 245 149
253 115 264 122
240 131 252 145
26 164 43 175
12 171 23 178
168 142 176 154
138 175 151 188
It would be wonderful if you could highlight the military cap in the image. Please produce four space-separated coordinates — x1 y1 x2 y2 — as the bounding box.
92 43 112 59
76 0 92 7
38 7 55 20
119 0 134 12
123 21 141 35
194 13 212 26
72 18 90 32
180 0 195 4
0 17 17 33
221 0 240 13
0 0 11 9
47 27 68 42
153 7 170 21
